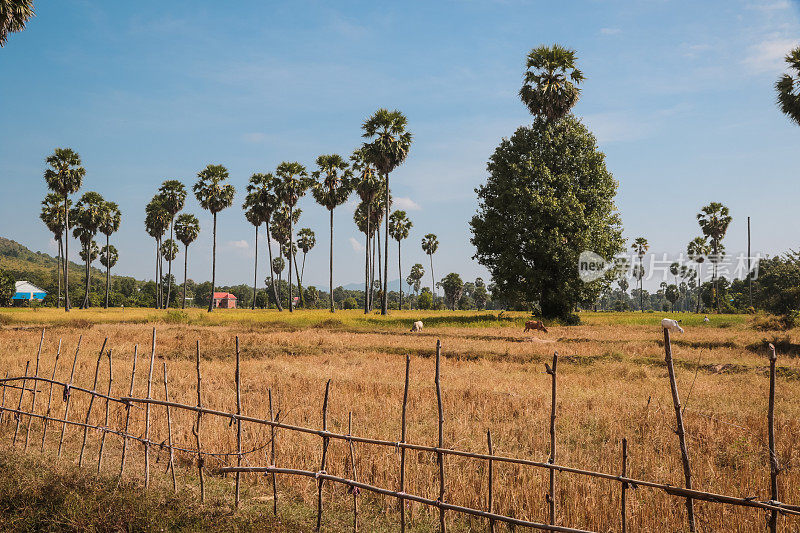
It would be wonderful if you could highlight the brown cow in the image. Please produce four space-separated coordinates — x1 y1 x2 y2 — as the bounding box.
524 320 548 333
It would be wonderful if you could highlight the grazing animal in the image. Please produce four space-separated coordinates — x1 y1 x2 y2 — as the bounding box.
703 316 710 323
410 321 423 333
524 320 548 333
661 318 684 333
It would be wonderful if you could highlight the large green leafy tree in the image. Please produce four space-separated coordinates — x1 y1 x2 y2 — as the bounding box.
0 269 14 306
312 154 352 313
697 202 732 313
145 196 170 309
440 272 464 311
362 109 413 315
470 45 623 320
194 165 235 312
275 162 311 312
98 201 121 308
158 180 186 309
174 213 200 309
0 0 34 47
44 148 85 312
71 191 105 309
388 210 412 309
39 193 70 308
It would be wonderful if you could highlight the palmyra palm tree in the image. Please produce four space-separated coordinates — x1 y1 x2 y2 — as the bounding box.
0 0 34 47
158 180 186 309
243 173 282 311
270 207 300 308
145 196 170 309
776 46 800 126
409 263 424 309
362 109 413 315
312 154 353 312
687 236 711 313
519 44 585 122
697 202 732 313
98 201 121 309
297 228 315 288
193 165 235 312
71 191 106 309
421 234 439 302
351 148 383 313
160 239 178 306
40 193 70 308
99 244 118 305
388 210 412 310
275 162 312 313
174 213 200 309
272 256 285 300
631 237 649 313
44 148 85 312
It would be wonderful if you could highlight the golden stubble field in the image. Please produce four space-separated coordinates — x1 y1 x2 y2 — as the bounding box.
0 309 799 532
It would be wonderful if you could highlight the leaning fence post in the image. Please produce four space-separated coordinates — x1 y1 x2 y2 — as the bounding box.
0 371 8 426
79 338 107 467
268 388 277 516
487 429 494 533
316 379 331 531
400 355 410 533
546 351 558 526
193 340 205 503
144 328 156 488
348 411 359 533
663 327 696 532
58 336 82 459
12 360 29 445
435 339 446 533
24 328 45 452
235 336 242 508
40 339 61 452
163 361 177 492
768 343 780 533
621 438 628 533
97 349 113 474
119 344 137 480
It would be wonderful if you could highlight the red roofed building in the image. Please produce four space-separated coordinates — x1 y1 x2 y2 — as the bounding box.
212 292 237 309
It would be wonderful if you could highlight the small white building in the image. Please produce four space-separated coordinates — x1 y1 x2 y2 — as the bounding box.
13 281 47 302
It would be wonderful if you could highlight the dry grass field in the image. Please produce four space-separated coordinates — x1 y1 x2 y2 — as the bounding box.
0 308 799 532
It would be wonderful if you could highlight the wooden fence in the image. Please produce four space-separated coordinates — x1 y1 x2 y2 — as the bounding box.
0 327 797 532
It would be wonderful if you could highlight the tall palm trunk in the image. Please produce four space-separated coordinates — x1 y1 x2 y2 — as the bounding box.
208 214 217 312
265 223 283 311
104 234 110 309
370 230 376 310
397 239 402 310
63 195 71 312
252 225 259 310
639 255 644 312
82 240 90 309
377 227 382 307
182 244 188 309
364 204 371 314
429 253 435 304
288 207 294 313
328 209 335 312
57 237 63 309
165 222 174 309
293 251 304 307
158 237 163 309
154 240 160 309
382 172 389 315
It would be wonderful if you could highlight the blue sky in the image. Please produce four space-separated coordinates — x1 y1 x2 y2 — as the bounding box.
1 0 799 290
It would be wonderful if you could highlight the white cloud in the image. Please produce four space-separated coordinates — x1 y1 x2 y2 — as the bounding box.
227 240 249 250
394 197 422 211
349 237 364 252
600 28 621 36
242 132 269 144
743 37 799 74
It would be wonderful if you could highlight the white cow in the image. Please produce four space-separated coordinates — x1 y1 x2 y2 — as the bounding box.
411 321 423 333
703 316 710 323
661 318 684 333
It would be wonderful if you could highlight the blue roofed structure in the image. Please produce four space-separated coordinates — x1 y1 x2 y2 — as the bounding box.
13 281 47 302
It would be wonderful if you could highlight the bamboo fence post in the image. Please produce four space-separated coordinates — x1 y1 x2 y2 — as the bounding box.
40 339 61 452
119 344 137 480
768 343 779 533
621 438 628 533
316 379 331 532
193 339 205 503
435 339 446 533
546 352 558 526
269 388 277 515
24 328 45 452
0 371 7 426
12 360 29 445
487 429 494 533
348 412 359 533
58 336 82 459
663 327 696 532
235 336 242 508
144 328 156 488
79 338 107 467
163 361 177 492
97 349 113 474
400 355 410 533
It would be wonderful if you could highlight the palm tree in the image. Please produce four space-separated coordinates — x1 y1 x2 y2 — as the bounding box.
39 193 71 308
99 244 118 305
244 173 282 311
351 148 383 313
44 148 85 312
388 211 412 310
776 46 800 126
193 165 235 312
697 203 732 313
160 239 178 307
362 109 413 315
312 154 353 313
272 256 285 303
158 180 186 309
243 181 267 311
519 44 585 122
409 263 424 309
687 237 711 313
297 228 316 288
71 191 106 308
145 196 170 309
271 207 300 308
174 213 200 309
0 0 34 47
275 162 312 313
631 237 649 313
98 201 121 309
421 234 439 303
78 240 99 284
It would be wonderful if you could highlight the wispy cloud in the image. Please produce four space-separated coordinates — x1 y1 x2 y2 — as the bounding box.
227 240 249 250
743 37 799 74
394 197 422 211
349 237 364 252
600 27 621 36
